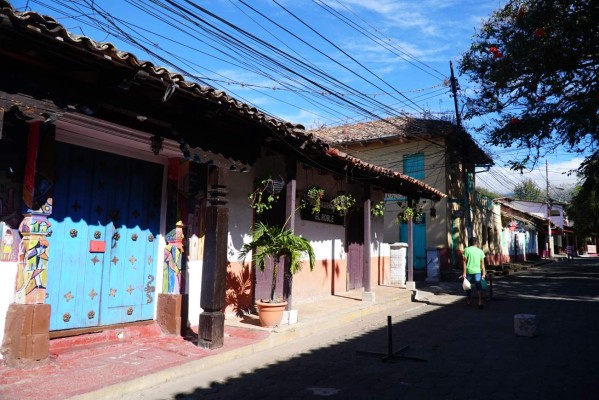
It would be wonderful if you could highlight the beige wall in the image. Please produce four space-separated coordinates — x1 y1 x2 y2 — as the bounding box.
341 138 449 249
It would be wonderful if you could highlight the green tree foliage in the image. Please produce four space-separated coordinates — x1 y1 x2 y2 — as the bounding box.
459 0 598 175
476 187 503 199
567 161 599 238
513 178 544 201
238 221 315 302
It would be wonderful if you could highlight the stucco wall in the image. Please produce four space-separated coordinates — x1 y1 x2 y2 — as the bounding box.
0 262 17 352
351 138 449 250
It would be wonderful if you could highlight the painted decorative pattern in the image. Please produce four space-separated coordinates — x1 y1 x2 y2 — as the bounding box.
15 211 51 304
63 291 74 302
162 221 184 294
145 275 155 304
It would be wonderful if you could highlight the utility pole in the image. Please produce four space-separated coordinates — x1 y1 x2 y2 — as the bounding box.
450 61 462 128
546 160 553 258
449 60 472 239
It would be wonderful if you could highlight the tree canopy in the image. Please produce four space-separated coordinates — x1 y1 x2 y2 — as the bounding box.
476 187 502 199
512 178 544 201
567 160 599 239
459 0 598 174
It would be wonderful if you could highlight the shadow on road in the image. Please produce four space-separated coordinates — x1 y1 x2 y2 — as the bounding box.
174 260 599 400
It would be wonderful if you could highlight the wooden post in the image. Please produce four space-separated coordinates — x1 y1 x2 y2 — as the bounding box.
198 166 229 349
284 178 296 310
363 198 371 292
408 217 414 283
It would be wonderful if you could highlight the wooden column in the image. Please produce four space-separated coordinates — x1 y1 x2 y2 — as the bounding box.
407 217 414 282
283 179 296 310
198 166 229 349
363 198 372 292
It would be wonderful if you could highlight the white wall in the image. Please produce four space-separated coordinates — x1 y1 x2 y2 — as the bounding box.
294 170 346 261
0 261 17 352
511 200 565 229
227 171 255 261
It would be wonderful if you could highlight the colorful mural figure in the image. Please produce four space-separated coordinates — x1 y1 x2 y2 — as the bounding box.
15 199 52 304
163 221 184 294
2 227 14 261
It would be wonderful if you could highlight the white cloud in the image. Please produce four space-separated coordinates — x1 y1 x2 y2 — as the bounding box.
276 109 322 128
477 157 583 196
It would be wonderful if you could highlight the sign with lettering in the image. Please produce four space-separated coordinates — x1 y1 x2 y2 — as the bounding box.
300 198 344 225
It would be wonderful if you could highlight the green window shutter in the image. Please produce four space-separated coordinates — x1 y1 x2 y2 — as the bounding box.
403 153 425 180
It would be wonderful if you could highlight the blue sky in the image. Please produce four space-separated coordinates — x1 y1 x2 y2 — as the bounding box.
10 0 582 194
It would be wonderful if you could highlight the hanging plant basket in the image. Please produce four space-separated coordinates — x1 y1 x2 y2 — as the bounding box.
371 201 385 217
330 193 356 215
305 186 325 214
265 176 286 195
396 207 414 223
248 176 285 214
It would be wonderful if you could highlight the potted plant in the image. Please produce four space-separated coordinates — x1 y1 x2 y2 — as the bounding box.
238 220 315 327
330 193 356 215
248 177 284 214
305 185 325 214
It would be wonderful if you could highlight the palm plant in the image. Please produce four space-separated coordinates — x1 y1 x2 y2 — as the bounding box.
238 221 315 302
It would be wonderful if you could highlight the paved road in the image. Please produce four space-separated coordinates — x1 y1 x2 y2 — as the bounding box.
124 259 599 400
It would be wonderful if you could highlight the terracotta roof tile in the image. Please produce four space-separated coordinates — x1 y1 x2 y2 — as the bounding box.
0 1 445 199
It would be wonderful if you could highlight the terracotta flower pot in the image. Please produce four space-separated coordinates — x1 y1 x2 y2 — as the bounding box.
256 300 287 327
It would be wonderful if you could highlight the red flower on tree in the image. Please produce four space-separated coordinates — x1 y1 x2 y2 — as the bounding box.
489 46 503 59
534 28 547 38
511 117 521 124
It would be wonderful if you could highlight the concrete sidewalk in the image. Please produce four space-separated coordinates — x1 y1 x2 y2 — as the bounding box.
0 285 418 400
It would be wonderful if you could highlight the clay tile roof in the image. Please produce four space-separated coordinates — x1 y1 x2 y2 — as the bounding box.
310 116 457 144
0 1 445 200
311 116 493 166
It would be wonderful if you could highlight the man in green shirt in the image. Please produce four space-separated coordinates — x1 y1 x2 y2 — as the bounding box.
462 237 487 309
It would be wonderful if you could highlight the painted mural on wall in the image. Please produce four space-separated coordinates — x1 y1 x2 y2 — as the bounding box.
13 121 54 304
166 159 206 263
163 221 184 294
14 199 52 304
180 161 207 262
1 224 20 261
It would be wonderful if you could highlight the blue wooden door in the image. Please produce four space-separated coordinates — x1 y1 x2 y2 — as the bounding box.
400 222 426 269
47 143 162 330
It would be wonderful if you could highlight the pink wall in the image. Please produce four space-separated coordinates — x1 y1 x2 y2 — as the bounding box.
225 254 393 314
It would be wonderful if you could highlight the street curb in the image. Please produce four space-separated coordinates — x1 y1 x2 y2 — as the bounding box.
413 289 464 306
69 294 425 400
